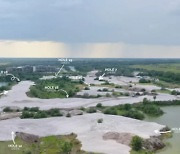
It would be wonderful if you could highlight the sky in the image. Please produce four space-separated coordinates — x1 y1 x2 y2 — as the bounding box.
0 0 180 58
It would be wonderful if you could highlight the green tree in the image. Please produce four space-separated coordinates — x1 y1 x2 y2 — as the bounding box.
153 95 157 101
61 141 73 154
131 136 143 151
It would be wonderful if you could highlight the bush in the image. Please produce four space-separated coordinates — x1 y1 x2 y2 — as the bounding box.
21 108 63 119
139 78 151 83
141 105 163 116
143 98 149 104
80 107 85 111
123 110 144 120
102 81 110 85
84 87 90 90
124 92 130 96
104 108 117 115
112 92 120 96
97 94 102 98
29 107 39 112
97 118 103 123
115 85 122 88
24 107 29 111
87 108 97 113
47 109 62 117
33 111 47 119
151 89 156 93
124 104 131 110
61 141 73 153
106 93 111 97
141 88 146 92
21 111 34 119
96 103 102 108
3 107 13 112
171 90 180 95
102 88 108 92
66 113 71 118
131 136 143 151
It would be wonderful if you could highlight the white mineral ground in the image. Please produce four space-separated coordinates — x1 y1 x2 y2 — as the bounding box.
0 74 179 154
0 114 164 154
0 81 178 110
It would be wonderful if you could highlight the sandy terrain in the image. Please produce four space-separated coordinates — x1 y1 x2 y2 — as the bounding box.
134 84 161 92
77 86 132 96
84 75 139 86
0 78 176 154
77 86 112 96
0 113 164 154
0 81 178 111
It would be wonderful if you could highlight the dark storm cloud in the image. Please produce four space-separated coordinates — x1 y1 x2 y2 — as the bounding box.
0 0 180 45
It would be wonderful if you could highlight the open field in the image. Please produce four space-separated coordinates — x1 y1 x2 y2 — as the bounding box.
131 63 180 74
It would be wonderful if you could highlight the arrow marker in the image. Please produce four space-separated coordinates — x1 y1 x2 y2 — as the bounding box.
11 131 16 145
0 90 8 96
99 73 105 81
6 74 20 82
55 65 64 77
59 89 69 98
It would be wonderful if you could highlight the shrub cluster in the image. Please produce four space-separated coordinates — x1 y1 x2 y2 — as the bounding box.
21 107 62 119
131 136 143 151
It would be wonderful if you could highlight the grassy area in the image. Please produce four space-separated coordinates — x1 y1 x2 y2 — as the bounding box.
27 77 84 99
156 89 171 94
155 80 180 88
132 63 180 74
131 63 180 86
137 79 180 89
137 82 154 86
151 100 180 106
0 134 96 154
90 102 164 120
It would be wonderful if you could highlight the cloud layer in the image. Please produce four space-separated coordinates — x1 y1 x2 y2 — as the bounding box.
0 40 179 58
0 0 180 45
0 0 180 58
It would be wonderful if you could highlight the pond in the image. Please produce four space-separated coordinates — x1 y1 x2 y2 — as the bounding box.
0 82 8 87
145 106 180 154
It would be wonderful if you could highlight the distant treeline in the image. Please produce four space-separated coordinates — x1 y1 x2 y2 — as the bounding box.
1 58 180 81
138 70 180 84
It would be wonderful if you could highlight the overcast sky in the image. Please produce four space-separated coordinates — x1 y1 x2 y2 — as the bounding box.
0 0 180 58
